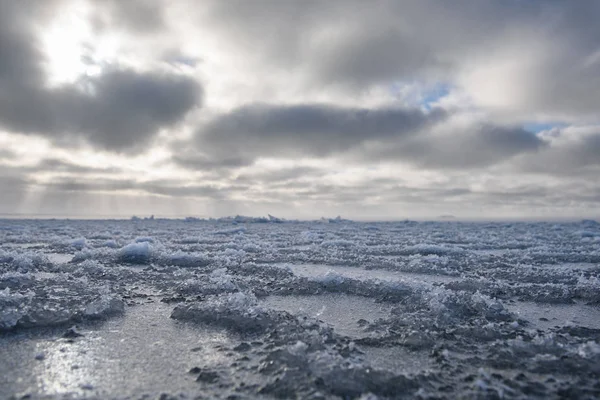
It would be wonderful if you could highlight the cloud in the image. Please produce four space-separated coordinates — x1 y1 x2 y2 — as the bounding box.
1 0 600 219
89 0 166 34
181 104 544 171
515 126 600 175
36 176 239 200
185 103 446 165
0 0 202 153
367 118 547 169
193 0 600 122
234 166 323 185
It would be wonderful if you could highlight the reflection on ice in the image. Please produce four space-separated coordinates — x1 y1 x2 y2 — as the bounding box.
508 301 600 330
0 303 235 397
361 346 433 375
260 293 392 338
276 262 458 285
45 253 73 265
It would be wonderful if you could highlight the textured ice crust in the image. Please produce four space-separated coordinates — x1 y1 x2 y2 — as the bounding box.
0 218 599 398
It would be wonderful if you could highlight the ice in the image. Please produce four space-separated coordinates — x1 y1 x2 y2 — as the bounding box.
508 301 600 330
1 218 600 398
276 262 458 285
102 239 119 248
0 303 237 397
45 253 72 264
259 293 393 338
161 250 211 268
83 295 125 319
69 237 87 250
118 242 152 264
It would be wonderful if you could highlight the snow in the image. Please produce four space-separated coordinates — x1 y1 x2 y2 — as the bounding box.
0 218 599 398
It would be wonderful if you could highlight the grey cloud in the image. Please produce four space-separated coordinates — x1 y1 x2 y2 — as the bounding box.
89 0 166 34
234 166 322 185
184 103 544 171
40 177 238 200
0 149 16 161
191 103 445 162
197 0 600 120
0 1 201 152
35 158 122 174
172 153 253 171
372 124 547 169
196 0 541 84
516 129 600 175
0 158 120 176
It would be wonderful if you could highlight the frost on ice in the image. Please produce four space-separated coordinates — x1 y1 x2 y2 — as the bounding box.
0 218 600 398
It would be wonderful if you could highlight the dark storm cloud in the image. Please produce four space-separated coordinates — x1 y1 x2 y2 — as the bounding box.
190 103 446 162
0 1 201 152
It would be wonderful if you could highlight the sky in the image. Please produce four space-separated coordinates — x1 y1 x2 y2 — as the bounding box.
0 0 599 220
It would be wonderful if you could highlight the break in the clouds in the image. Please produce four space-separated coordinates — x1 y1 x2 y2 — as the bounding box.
0 0 599 219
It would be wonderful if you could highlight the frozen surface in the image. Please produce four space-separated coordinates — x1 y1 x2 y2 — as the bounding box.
259 293 393 338
0 218 599 398
274 262 458 285
0 302 236 398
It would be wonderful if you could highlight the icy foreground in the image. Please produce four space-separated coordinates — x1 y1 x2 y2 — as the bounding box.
0 219 599 399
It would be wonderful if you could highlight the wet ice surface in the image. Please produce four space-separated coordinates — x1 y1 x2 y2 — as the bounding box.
259 293 393 338
274 262 458 285
509 301 600 331
0 218 600 399
0 302 235 398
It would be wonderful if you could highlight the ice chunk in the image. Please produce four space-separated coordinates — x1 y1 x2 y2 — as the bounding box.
70 237 87 250
162 250 211 268
171 292 273 333
83 296 125 319
102 240 119 248
118 242 152 264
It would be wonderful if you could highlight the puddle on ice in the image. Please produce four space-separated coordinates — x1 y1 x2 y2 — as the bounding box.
276 263 458 285
508 301 600 330
260 293 392 338
360 346 433 375
0 303 235 398
45 253 73 264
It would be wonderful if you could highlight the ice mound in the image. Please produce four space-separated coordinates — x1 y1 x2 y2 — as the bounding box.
118 242 153 264
0 249 48 271
102 239 119 248
69 237 87 250
213 226 246 235
160 250 211 268
176 269 239 295
171 292 275 333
